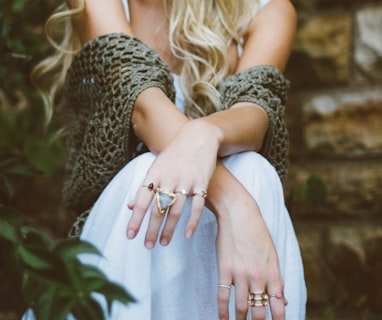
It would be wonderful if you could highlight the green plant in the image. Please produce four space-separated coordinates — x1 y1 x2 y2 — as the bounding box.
0 153 42 204
1 0 53 104
0 206 135 319
0 149 135 318
1 0 66 177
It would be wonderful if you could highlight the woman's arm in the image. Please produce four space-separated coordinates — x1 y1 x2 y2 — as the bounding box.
69 0 296 159
127 0 296 241
67 0 134 42
198 0 297 156
133 0 296 157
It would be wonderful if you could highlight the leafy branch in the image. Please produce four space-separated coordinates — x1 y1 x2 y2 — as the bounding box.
0 206 135 319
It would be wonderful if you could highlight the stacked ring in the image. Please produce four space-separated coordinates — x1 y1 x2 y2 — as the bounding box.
248 291 269 307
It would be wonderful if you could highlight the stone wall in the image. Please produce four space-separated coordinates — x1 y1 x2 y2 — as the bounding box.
286 0 382 318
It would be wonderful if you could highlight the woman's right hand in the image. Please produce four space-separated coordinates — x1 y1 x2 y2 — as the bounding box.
127 119 222 248
211 173 287 320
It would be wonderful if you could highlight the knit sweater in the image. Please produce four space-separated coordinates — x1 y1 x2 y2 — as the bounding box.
62 33 289 214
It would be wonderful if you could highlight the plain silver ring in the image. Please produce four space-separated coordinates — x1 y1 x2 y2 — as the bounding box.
217 284 232 289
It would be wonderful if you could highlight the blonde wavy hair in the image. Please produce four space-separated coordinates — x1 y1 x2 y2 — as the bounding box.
32 0 259 122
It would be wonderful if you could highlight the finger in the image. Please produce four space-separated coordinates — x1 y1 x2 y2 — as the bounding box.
159 190 188 245
248 290 267 320
217 283 232 320
185 190 207 238
145 189 167 249
127 198 135 210
126 183 155 239
267 287 286 320
234 281 249 320
217 253 233 319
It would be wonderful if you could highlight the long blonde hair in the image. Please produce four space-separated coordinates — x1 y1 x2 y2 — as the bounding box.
32 0 259 121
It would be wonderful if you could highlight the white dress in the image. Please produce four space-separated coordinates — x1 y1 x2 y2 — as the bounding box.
24 1 307 319
74 72 307 319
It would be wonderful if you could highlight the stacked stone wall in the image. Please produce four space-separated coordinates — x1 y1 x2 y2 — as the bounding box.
286 0 382 318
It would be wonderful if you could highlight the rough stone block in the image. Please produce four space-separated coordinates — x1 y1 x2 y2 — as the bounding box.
287 14 351 87
302 89 382 157
328 226 382 312
354 5 382 84
285 162 382 215
295 228 325 305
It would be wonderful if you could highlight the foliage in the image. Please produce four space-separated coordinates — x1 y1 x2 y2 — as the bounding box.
0 153 42 204
0 109 65 177
0 0 54 103
0 206 135 319
0 2 137 319
0 151 135 319
0 0 65 176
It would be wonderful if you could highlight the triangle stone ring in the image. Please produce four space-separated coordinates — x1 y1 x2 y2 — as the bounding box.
155 188 177 214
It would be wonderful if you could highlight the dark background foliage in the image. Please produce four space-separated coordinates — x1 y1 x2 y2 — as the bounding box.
1 0 73 317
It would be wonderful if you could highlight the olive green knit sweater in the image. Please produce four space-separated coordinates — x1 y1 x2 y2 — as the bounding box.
62 33 289 215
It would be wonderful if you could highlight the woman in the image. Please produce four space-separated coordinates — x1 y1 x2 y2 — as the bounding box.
31 0 306 319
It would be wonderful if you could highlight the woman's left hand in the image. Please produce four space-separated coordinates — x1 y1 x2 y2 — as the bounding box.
126 120 222 248
216 198 288 320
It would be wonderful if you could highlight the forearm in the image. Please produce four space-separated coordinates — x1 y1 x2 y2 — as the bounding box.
133 90 262 218
199 102 269 157
132 88 189 154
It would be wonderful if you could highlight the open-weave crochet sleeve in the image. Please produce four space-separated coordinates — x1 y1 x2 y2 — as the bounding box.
220 65 290 181
62 33 176 213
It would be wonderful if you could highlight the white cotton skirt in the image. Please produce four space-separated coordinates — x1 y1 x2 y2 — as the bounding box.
23 151 307 320
78 151 306 319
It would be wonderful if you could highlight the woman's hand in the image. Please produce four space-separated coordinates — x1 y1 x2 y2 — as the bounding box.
216 193 287 320
205 162 287 320
126 119 222 248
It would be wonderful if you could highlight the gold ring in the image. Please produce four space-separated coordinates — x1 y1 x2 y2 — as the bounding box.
248 291 269 307
191 190 207 198
269 291 284 299
175 189 189 197
155 188 177 214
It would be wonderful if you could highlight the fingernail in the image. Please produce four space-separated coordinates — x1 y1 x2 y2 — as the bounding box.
160 238 169 246
185 229 193 238
145 241 154 249
127 230 136 239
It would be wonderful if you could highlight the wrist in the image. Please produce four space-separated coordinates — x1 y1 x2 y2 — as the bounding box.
188 118 224 153
206 161 245 219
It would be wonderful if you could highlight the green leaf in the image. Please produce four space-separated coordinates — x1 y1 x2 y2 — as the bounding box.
17 245 53 270
66 263 107 293
21 226 52 250
71 296 105 320
0 155 42 177
54 239 102 260
0 206 22 243
98 282 136 307
78 264 108 280
0 175 15 200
